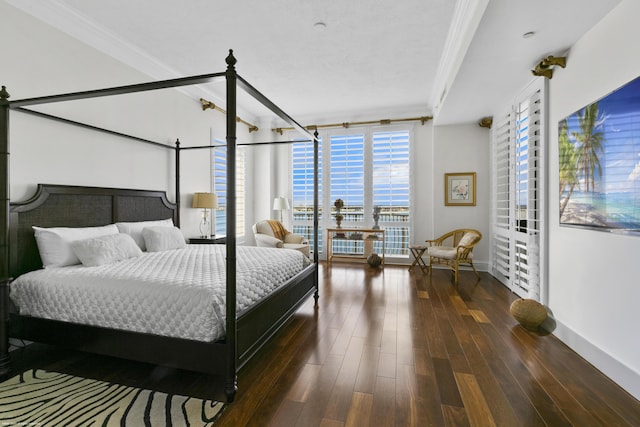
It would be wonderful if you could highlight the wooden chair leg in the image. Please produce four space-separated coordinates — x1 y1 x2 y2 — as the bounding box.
470 261 480 278
452 261 459 284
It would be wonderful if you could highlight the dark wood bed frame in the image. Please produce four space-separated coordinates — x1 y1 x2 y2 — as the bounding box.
0 51 320 402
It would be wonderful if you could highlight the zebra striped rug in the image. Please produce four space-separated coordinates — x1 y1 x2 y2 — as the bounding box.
0 369 225 426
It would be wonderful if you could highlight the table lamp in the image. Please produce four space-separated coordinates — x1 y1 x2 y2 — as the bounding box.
272 196 290 222
192 192 218 238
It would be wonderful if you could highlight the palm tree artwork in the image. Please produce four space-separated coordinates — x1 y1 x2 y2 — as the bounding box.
559 75 640 230
559 102 606 224
558 119 579 217
574 103 606 193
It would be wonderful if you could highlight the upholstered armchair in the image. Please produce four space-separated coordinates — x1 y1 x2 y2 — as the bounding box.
426 229 481 284
252 219 310 257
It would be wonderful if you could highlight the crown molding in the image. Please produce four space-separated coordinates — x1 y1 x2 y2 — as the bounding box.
7 0 257 124
430 0 489 123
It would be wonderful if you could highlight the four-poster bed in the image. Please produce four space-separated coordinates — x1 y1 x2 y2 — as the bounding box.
0 50 320 402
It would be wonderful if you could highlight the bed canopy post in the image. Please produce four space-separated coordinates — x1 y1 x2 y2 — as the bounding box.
224 49 238 401
313 130 319 303
0 86 10 376
174 139 181 227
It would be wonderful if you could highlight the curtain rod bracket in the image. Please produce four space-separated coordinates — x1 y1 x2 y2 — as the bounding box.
200 97 258 132
200 98 216 111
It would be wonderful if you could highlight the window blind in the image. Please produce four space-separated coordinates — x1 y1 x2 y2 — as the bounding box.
512 89 542 299
490 79 545 301
213 142 245 237
292 138 323 251
330 133 365 223
373 130 410 256
491 112 512 284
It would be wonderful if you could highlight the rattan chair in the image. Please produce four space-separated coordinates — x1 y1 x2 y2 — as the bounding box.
426 229 481 284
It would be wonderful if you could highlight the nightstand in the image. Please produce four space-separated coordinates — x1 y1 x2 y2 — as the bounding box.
189 236 226 244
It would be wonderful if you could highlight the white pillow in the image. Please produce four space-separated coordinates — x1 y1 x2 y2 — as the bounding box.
115 218 174 250
33 224 119 268
142 226 186 252
71 233 143 267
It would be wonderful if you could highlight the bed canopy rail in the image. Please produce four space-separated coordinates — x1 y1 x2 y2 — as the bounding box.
6 73 226 108
0 50 320 401
14 107 171 150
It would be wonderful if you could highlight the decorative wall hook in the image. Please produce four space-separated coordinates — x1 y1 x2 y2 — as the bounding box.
478 117 493 129
531 55 567 79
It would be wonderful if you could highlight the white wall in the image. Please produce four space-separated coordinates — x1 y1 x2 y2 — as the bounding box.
432 123 491 269
547 0 640 399
1 1 241 239
411 122 435 248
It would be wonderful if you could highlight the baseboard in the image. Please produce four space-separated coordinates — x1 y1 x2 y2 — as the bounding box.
552 319 640 400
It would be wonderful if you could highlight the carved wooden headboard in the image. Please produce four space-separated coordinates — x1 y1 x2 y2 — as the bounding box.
9 184 177 277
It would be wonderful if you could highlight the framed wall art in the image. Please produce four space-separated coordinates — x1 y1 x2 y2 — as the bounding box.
445 172 476 206
559 75 640 233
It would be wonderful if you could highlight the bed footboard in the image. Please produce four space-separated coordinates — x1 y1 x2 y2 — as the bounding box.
237 263 317 367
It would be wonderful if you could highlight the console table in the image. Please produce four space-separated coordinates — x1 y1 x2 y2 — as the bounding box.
326 228 385 265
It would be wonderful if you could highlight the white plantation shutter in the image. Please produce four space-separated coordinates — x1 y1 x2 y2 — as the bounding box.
329 133 365 256
372 130 410 256
330 133 365 222
292 138 323 250
491 112 512 284
512 89 542 299
213 142 245 237
490 79 546 301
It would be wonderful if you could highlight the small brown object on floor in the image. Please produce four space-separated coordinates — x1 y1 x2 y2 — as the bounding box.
510 298 547 330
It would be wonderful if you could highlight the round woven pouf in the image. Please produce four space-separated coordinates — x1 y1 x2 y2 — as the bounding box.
367 253 382 268
510 298 547 331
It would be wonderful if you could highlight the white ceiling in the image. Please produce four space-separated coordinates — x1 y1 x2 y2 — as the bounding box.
9 0 621 126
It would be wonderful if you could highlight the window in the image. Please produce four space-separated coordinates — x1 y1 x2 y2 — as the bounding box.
292 136 322 251
372 131 410 256
292 126 411 258
213 140 245 238
330 133 365 222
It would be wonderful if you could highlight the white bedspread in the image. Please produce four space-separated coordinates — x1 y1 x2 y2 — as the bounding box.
10 245 310 342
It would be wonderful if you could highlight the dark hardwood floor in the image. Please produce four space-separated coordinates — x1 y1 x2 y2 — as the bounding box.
6 262 640 426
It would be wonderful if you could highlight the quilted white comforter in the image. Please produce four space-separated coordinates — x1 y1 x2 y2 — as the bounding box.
10 245 310 342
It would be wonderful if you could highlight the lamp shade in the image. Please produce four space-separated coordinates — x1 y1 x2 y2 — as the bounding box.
272 197 290 210
192 192 218 209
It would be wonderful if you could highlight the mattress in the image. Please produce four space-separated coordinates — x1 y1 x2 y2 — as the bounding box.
10 245 310 342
